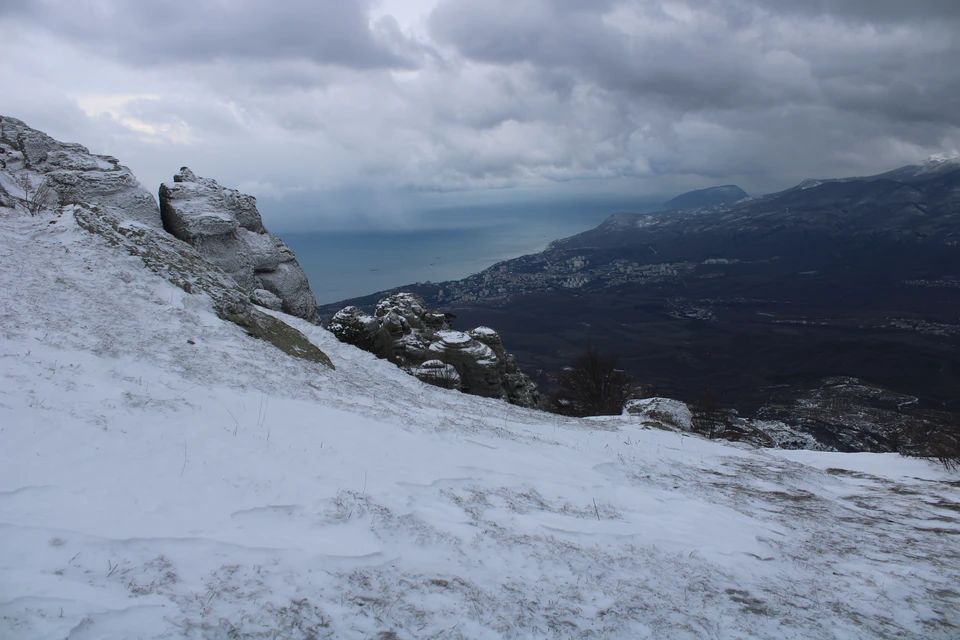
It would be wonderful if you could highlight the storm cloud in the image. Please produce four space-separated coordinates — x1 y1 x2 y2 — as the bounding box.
1 0 957 229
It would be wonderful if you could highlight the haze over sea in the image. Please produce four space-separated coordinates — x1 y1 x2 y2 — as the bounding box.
282 199 662 304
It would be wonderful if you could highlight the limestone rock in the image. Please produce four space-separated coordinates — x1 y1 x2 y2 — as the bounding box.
328 306 382 352
72 204 332 368
159 168 318 323
329 293 539 407
413 360 461 389
0 115 160 226
251 289 283 311
623 397 693 429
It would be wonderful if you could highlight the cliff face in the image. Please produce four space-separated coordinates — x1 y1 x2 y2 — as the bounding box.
330 293 540 408
159 167 319 323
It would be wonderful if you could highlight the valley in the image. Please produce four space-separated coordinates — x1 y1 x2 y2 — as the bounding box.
321 159 960 449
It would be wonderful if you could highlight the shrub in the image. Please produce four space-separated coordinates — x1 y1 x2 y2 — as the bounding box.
690 388 731 438
18 175 53 216
900 412 960 471
550 346 633 417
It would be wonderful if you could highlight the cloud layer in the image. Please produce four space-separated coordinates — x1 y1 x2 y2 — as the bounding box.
2 0 958 229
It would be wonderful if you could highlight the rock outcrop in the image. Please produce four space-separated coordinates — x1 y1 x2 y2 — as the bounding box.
623 396 824 450
0 116 160 226
0 116 331 368
159 168 318 323
73 205 333 368
329 292 540 407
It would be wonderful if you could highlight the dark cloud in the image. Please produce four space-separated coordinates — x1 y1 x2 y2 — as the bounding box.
1 0 958 229
430 0 960 126
749 0 960 23
0 0 417 69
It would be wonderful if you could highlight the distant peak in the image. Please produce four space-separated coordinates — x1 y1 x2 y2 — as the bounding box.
925 152 960 164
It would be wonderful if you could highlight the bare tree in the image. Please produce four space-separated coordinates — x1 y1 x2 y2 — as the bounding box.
18 175 53 216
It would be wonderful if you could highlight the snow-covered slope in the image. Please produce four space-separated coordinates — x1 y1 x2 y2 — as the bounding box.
2 209 959 639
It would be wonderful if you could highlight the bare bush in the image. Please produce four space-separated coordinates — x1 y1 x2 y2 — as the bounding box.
18 175 53 216
421 364 461 390
900 412 960 471
550 347 633 417
690 389 732 438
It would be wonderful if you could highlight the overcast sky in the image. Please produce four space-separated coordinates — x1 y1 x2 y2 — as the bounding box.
2 0 958 230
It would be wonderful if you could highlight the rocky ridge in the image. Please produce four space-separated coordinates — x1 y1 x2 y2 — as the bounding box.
159 167 319 323
0 116 159 227
0 116 330 368
329 293 540 407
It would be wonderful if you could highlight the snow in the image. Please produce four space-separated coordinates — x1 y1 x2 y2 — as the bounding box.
2 208 959 639
434 330 473 346
623 397 692 430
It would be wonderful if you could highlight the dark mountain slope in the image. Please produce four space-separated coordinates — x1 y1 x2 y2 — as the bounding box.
321 159 960 447
664 184 748 210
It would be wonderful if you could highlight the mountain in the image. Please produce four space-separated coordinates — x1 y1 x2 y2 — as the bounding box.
663 184 748 210
321 158 960 450
2 117 959 639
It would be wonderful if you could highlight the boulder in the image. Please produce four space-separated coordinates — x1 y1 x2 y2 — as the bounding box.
328 305 382 353
251 288 283 311
413 360 461 390
623 397 693 429
159 167 318 323
329 292 540 407
0 115 160 226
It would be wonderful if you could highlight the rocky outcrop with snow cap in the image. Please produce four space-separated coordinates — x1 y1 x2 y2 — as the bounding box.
0 117 331 369
329 292 540 407
159 167 319 322
0 116 160 226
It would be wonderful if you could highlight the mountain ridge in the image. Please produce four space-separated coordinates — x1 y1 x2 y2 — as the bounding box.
663 184 748 210
321 159 960 450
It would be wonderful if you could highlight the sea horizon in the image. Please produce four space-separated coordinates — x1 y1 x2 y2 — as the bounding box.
283 199 663 305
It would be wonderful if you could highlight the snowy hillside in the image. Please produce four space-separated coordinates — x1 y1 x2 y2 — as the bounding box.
2 210 960 639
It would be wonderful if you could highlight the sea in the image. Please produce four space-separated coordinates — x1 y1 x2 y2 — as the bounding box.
283 200 661 304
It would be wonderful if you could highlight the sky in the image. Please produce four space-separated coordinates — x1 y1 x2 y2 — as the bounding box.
1 0 958 231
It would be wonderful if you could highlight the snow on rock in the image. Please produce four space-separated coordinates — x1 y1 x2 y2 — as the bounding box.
624 397 693 429
412 359 461 389
159 167 319 323
469 325 499 339
435 329 475 347
330 293 540 407
0 115 160 226
69 203 332 369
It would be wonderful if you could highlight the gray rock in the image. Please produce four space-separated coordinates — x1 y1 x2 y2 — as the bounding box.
329 293 539 407
0 115 160 226
159 168 319 323
72 204 332 369
251 289 283 311
413 360 461 390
